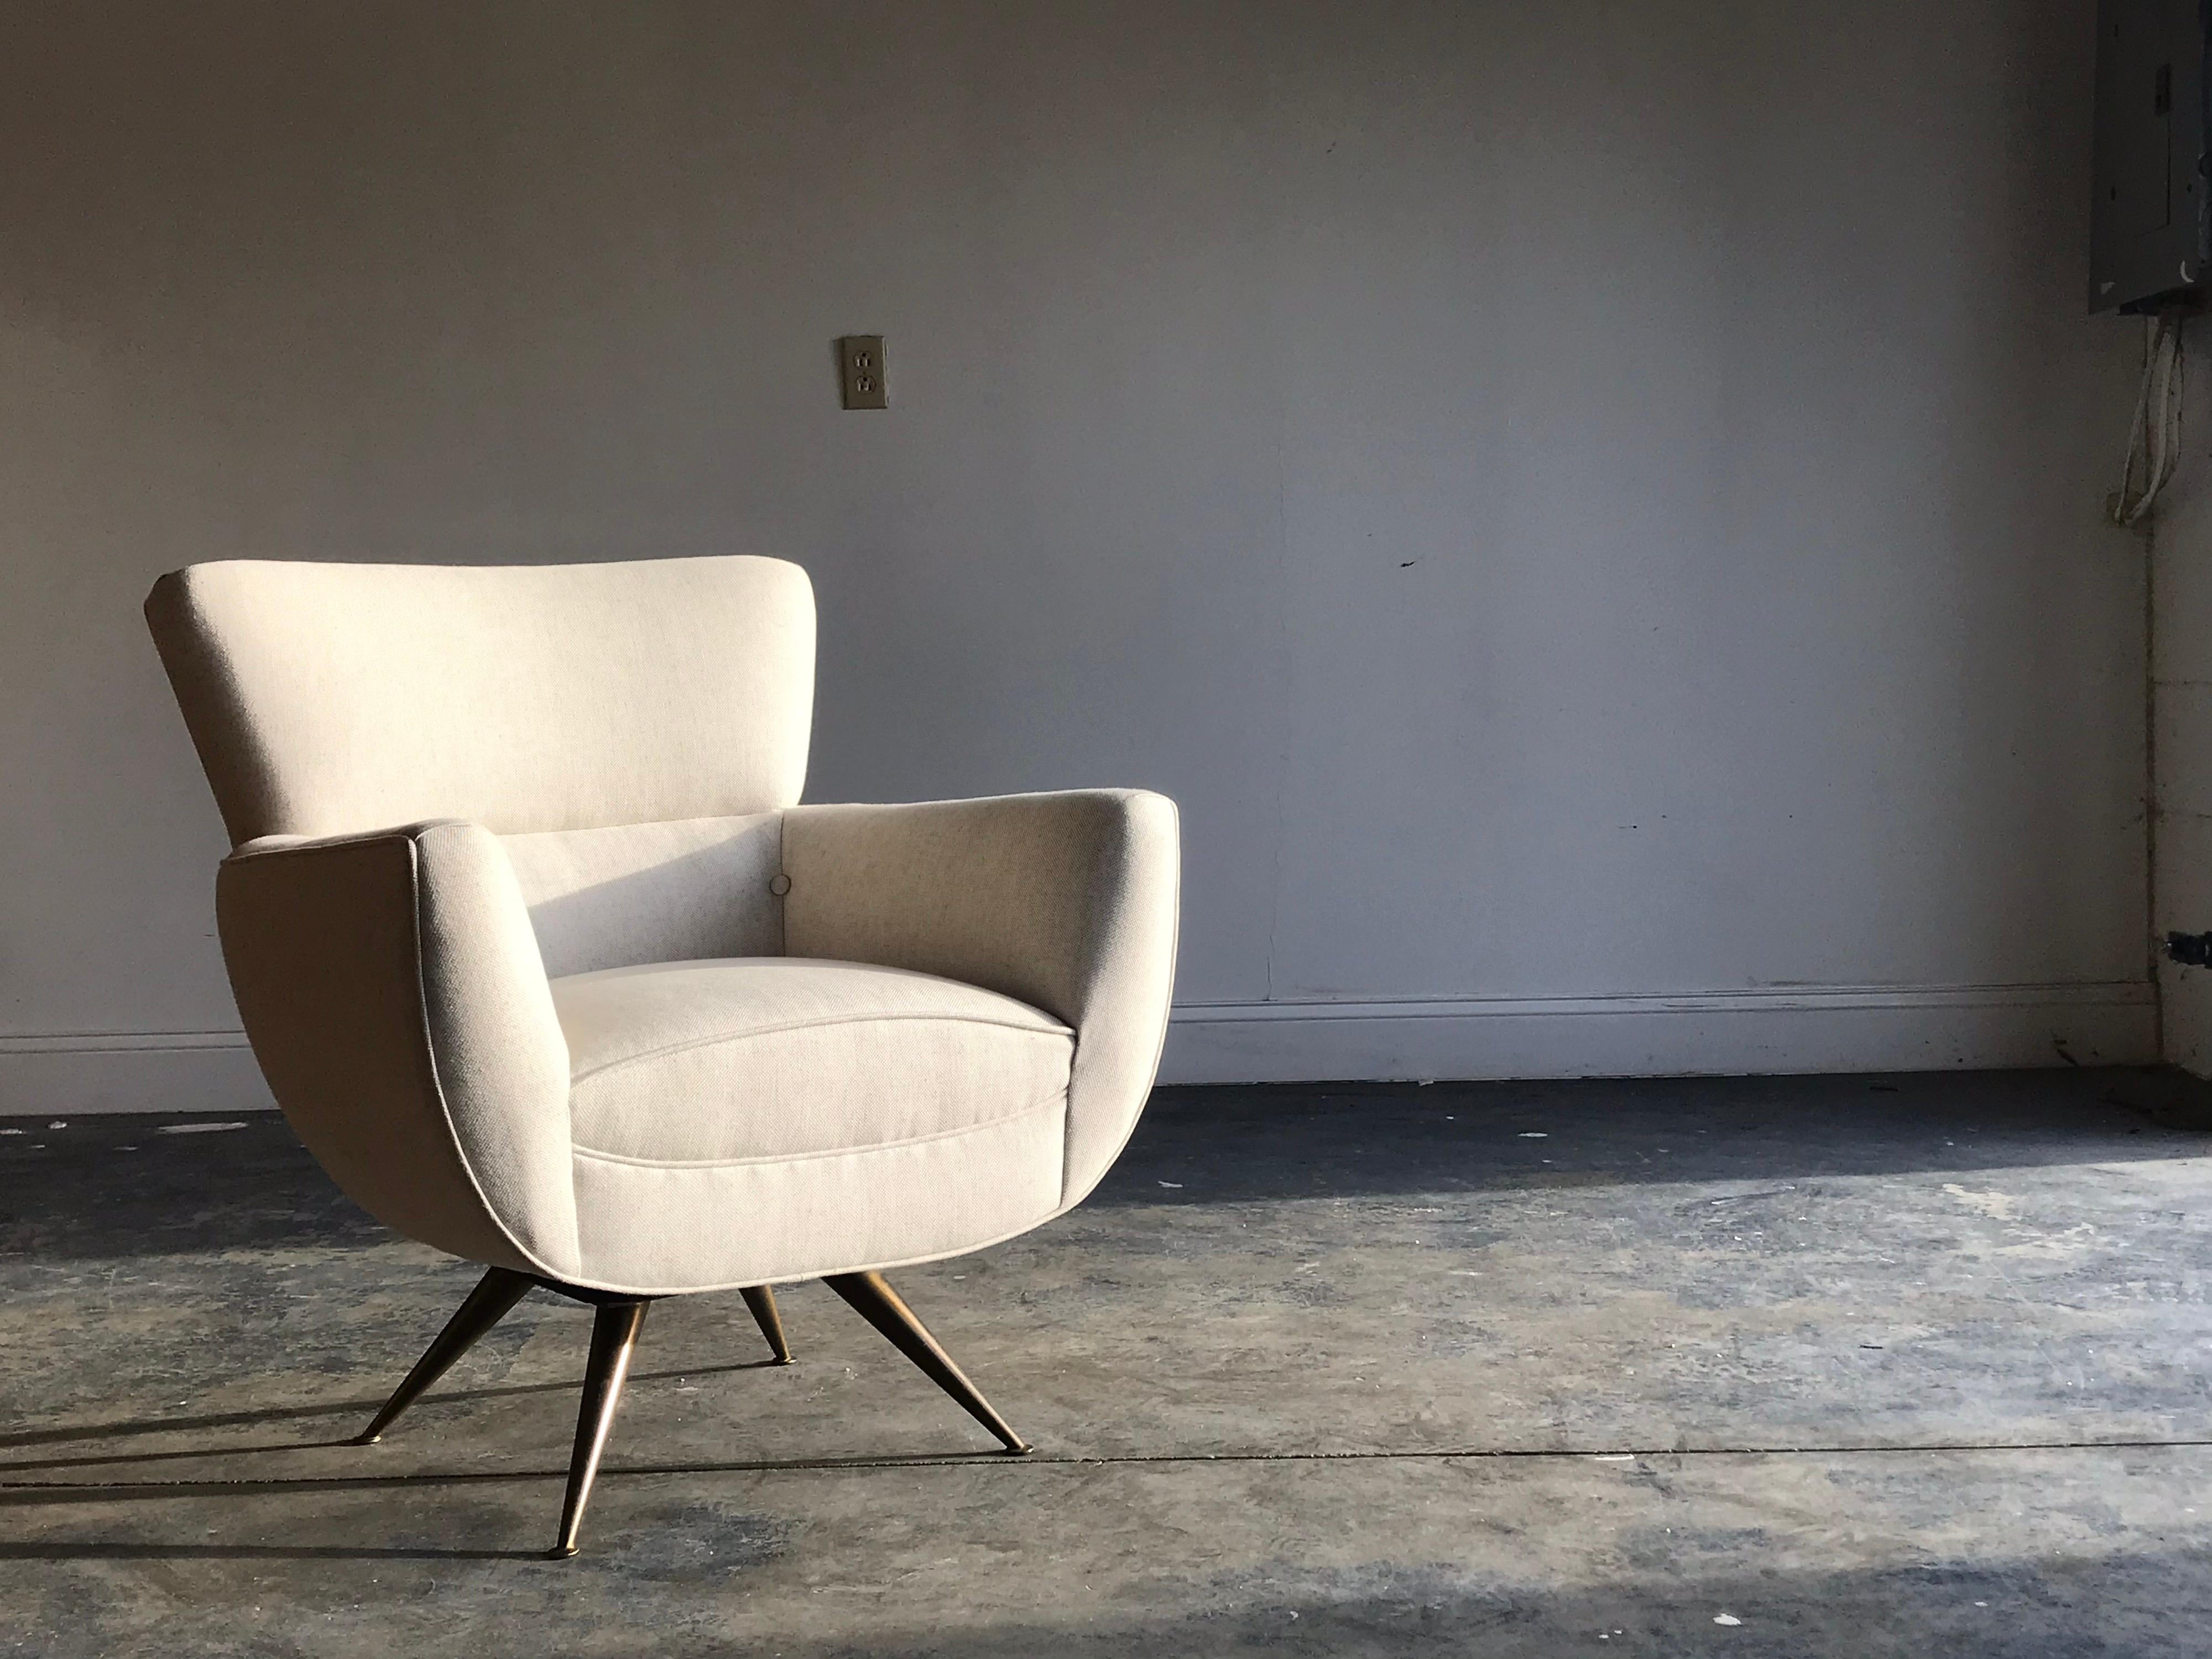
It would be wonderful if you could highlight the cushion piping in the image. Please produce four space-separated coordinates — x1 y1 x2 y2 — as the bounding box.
567 1008 1072 1087
570 1088 1068 1170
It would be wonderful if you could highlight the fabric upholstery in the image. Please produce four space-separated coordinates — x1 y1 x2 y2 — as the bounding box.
217 821 581 1279
145 555 814 842
784 791 1180 1210
149 555 1182 1298
556 958 1070 1164
503 813 783 978
571 1099 1067 1291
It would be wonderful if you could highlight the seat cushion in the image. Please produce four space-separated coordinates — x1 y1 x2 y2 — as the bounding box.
551 957 1073 1166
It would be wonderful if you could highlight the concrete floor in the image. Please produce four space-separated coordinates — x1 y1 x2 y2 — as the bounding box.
5 1071 2212 1655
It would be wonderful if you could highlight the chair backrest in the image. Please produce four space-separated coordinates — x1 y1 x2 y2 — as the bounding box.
146 556 816 844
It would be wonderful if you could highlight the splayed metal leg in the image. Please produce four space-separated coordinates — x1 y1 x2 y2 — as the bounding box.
822 1271 1030 1454
741 1284 792 1364
547 1299 650 1559
354 1266 535 1445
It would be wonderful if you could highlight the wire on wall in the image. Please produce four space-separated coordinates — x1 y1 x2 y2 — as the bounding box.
2110 310 2187 527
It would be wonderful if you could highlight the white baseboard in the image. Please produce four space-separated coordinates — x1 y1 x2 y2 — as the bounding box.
0 1030 272 1117
0 980 2161 1115
1156 982 2159 1084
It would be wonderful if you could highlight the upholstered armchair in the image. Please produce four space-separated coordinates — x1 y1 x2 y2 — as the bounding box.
144 555 1179 1557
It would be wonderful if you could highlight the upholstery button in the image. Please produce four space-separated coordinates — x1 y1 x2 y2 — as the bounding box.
769 873 792 896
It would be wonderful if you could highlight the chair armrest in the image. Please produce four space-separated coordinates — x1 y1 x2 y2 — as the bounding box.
218 820 580 1277
781 790 1180 1208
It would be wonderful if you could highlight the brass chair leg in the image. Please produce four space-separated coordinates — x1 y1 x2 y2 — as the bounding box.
822 1271 1031 1454
354 1266 535 1445
548 1300 650 1559
740 1284 793 1364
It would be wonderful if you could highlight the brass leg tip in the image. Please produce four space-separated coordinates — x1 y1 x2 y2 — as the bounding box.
351 1431 383 1446
1006 1441 1034 1456
546 1544 580 1561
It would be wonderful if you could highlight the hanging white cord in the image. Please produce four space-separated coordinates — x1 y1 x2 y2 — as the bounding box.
2111 310 2185 527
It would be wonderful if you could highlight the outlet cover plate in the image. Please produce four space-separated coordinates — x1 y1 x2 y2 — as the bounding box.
838 335 888 409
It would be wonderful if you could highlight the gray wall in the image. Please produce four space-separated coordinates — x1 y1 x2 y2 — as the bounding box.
0 0 2150 1110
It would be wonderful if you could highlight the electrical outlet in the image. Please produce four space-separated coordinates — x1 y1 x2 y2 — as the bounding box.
2168 931 2212 967
838 335 888 410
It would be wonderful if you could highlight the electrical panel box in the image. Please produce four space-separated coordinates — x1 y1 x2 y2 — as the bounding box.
2091 0 2208 312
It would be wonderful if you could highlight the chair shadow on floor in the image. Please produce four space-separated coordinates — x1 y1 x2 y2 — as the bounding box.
0 1444 1030 1563
0 1538 544 1563
0 1357 790 1469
